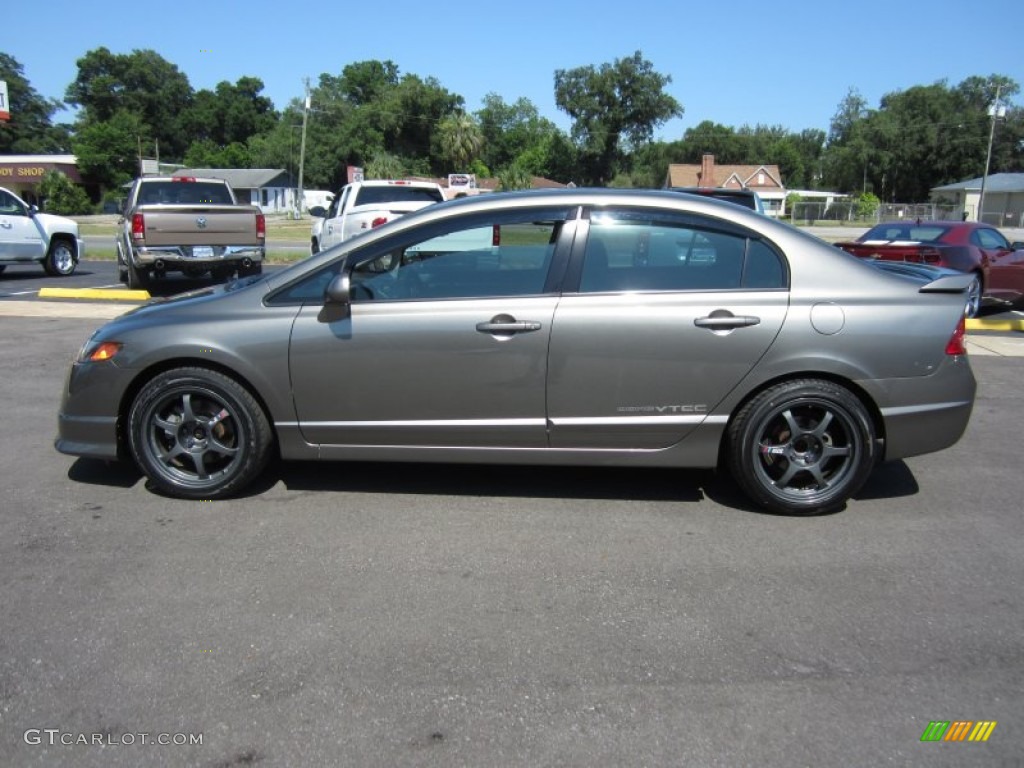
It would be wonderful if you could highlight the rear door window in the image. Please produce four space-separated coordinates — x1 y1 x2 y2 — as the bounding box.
577 209 786 293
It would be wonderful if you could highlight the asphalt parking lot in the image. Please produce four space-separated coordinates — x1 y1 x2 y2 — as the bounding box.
1 267 1023 766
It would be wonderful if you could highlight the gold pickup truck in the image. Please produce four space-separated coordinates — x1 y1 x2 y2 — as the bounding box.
117 176 265 289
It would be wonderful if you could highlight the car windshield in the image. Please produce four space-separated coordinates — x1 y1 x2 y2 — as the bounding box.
861 224 951 242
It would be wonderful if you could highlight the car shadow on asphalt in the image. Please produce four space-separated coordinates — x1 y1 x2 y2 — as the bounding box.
275 461 711 504
67 458 143 489
65 456 921 514
851 459 920 501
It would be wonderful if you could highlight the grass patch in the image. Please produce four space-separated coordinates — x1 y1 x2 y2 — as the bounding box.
83 247 307 265
74 214 315 242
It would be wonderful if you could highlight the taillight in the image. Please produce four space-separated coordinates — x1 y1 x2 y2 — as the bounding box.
172 176 197 183
945 315 967 356
131 213 145 240
371 217 388 228
256 213 266 239
919 247 942 264
492 225 501 246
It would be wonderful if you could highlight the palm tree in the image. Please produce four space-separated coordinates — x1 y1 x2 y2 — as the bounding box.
365 151 406 180
437 113 484 171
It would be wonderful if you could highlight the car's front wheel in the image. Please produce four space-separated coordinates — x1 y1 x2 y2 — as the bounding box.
727 379 876 515
43 238 77 276
128 367 273 499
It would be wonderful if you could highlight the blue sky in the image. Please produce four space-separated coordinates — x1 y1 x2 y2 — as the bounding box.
5 0 1022 140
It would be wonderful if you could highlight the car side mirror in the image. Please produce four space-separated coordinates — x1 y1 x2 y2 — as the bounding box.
319 272 352 322
309 205 327 218
1011 241 1024 251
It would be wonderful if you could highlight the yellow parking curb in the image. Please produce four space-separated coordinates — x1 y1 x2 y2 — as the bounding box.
966 316 1024 333
38 287 151 301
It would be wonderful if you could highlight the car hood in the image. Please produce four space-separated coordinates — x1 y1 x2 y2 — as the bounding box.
34 211 79 231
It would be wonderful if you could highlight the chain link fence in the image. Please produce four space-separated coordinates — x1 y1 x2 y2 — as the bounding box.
790 201 962 226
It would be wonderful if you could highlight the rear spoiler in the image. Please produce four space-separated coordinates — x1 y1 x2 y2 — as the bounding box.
919 274 975 294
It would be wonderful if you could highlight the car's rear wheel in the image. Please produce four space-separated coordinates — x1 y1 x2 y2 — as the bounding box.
727 379 876 515
128 367 272 499
126 258 150 290
966 274 982 318
43 238 77 276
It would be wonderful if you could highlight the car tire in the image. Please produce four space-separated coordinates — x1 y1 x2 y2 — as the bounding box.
965 274 982 319
0 265 7 274
727 379 876 516
126 258 150 290
311 238 320 255
42 237 77 276
238 262 263 278
128 367 273 499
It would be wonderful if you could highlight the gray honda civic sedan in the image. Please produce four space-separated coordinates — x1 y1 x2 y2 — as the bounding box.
56 189 976 515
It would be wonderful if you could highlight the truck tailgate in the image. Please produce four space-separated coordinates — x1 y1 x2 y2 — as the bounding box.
136 205 262 246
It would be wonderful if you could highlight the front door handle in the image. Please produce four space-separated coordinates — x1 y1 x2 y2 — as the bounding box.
694 311 761 330
476 320 543 333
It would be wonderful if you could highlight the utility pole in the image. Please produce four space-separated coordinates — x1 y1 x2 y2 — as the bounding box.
295 78 310 220
978 84 1004 224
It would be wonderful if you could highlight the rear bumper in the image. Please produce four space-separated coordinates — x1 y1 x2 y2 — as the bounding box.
131 245 265 266
861 355 976 461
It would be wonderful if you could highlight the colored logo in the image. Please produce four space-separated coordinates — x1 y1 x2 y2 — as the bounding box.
920 721 997 742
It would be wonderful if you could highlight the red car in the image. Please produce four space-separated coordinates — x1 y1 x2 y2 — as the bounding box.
836 221 1024 316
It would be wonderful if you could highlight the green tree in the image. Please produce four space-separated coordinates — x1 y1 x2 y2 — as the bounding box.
183 139 252 168
496 163 533 191
38 170 91 215
554 51 682 185
823 77 1022 199
65 47 194 159
435 112 484 171
72 109 148 190
365 150 406 179
180 76 277 149
475 94 566 177
0 53 70 153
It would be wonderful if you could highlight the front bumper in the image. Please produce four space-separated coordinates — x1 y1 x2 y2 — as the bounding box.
54 360 133 462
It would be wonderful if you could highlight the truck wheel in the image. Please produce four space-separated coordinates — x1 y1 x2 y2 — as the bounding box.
43 238 77 276
727 379 876 516
126 258 150 290
128 367 273 499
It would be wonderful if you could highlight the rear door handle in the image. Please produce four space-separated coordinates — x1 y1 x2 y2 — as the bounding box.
694 312 761 330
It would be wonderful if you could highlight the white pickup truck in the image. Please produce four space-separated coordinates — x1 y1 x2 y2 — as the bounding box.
309 180 446 253
0 186 83 276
